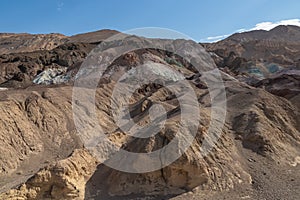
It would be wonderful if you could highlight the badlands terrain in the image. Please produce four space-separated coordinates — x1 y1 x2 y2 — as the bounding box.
0 26 299 200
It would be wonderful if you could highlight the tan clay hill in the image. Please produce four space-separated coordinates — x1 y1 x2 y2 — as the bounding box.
0 33 67 55
0 27 299 200
0 29 119 55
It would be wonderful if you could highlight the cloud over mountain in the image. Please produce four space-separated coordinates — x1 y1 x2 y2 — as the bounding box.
203 19 300 43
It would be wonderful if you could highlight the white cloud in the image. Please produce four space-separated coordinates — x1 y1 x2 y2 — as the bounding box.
206 34 231 41
201 34 231 43
202 19 300 43
250 19 300 31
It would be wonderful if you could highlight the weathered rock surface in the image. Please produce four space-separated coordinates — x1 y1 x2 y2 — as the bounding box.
0 149 98 200
253 70 300 108
0 30 299 200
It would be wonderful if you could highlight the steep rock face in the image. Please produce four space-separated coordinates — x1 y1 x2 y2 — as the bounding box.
83 81 247 197
252 70 300 108
0 87 81 193
0 149 98 200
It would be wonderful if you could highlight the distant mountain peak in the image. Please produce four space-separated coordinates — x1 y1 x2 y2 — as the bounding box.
68 29 120 43
226 25 300 43
0 29 119 54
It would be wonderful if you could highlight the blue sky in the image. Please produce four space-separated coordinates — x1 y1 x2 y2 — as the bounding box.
0 0 299 41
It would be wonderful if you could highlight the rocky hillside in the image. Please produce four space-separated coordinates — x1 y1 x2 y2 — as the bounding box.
0 29 119 55
0 29 118 88
203 25 300 79
0 33 67 55
0 28 299 200
202 25 300 109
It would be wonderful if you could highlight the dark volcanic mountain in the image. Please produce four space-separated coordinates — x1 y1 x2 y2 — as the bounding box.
202 25 300 107
203 25 300 76
0 29 118 88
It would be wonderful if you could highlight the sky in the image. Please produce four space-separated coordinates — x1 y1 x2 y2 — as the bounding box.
0 0 300 42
